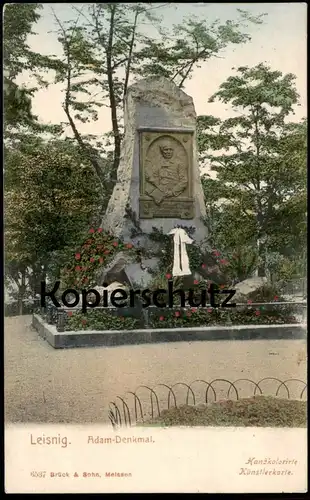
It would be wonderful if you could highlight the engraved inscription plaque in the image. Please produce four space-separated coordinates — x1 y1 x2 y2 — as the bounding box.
139 131 195 219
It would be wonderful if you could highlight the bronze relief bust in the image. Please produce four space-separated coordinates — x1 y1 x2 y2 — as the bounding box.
139 131 195 219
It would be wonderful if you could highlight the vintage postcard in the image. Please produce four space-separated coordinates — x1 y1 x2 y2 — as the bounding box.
4 2 307 494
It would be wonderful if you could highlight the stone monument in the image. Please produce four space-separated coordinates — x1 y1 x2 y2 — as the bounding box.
103 76 208 245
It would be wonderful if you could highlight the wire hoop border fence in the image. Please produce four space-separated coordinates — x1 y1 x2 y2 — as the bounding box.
108 378 307 430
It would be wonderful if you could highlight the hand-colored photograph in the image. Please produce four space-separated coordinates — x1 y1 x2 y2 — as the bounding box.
4 2 307 494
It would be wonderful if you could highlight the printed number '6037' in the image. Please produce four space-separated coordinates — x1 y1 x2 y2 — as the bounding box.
30 471 46 478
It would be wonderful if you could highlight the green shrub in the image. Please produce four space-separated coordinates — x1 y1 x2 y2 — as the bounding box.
66 309 139 331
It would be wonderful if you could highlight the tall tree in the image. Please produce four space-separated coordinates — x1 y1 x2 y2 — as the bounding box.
4 137 101 309
199 64 307 277
49 4 265 199
3 3 42 129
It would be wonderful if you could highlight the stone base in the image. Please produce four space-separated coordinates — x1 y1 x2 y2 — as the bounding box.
32 314 305 349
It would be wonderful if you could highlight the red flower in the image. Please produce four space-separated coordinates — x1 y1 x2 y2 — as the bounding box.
274 296 279 301
159 316 164 321
104 250 110 255
90 257 95 263
67 311 73 317
75 266 81 271
187 311 192 317
255 310 261 316
126 243 133 249
212 250 221 257
247 300 253 304
97 228 103 233
89 228 95 234
201 263 206 269
219 259 228 265
75 253 81 260
175 311 181 317
166 273 172 279
207 308 213 313
81 319 87 325
220 284 225 289
191 308 197 313
113 241 118 247
194 280 199 285
99 258 104 264
84 277 89 283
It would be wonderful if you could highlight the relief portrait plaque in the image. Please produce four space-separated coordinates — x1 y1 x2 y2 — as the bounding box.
139 131 195 219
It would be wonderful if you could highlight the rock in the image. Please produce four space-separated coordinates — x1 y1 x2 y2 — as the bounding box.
124 263 154 289
78 282 128 307
95 250 160 289
140 257 160 273
103 282 145 325
233 277 268 303
105 282 128 307
102 76 208 245
95 251 136 286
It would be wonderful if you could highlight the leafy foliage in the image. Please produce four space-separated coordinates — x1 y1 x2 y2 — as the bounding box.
136 10 266 87
5 138 101 299
3 3 63 134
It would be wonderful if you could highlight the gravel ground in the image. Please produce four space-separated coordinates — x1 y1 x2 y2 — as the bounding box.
5 315 307 424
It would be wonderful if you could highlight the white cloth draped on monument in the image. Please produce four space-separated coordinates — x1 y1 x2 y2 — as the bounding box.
168 228 193 276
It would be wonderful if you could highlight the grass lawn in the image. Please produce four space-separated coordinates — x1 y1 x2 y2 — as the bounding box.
138 396 307 428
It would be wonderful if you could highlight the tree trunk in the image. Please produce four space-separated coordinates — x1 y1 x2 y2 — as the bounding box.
257 240 266 277
106 5 121 186
257 263 266 277
33 264 46 296
18 297 23 316
123 10 139 103
18 269 26 315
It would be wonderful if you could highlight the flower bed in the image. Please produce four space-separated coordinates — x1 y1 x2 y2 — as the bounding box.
63 304 301 332
54 226 304 332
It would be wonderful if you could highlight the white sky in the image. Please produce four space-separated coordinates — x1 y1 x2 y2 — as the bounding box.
17 2 307 137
